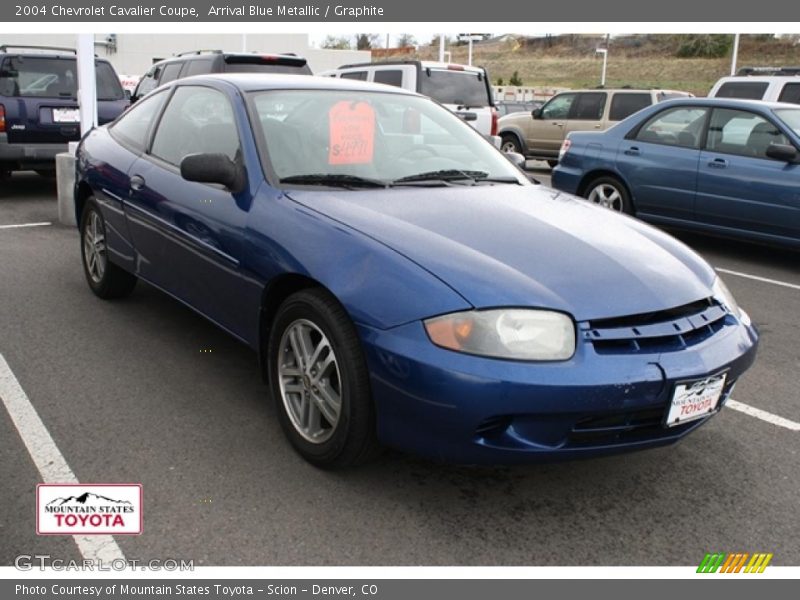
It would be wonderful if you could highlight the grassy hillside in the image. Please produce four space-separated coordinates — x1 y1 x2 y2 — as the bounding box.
408 34 800 96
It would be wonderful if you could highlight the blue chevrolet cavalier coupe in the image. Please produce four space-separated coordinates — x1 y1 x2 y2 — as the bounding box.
75 75 758 467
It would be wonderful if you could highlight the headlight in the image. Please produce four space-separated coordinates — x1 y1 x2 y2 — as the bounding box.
424 309 576 361
712 276 751 327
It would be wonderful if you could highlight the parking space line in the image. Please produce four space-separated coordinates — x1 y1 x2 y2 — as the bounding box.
0 353 126 562
0 222 52 230
716 268 800 292
727 399 800 432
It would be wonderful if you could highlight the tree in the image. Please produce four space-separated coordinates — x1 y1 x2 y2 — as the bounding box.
396 34 417 48
355 34 381 50
429 34 454 47
496 77 504 86
509 71 523 86
321 35 351 50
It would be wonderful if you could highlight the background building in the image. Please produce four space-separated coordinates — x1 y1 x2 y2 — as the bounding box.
0 33 369 77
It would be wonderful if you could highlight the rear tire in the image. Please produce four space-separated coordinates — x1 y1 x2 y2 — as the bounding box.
80 198 137 299
500 134 523 155
267 288 380 468
583 176 633 214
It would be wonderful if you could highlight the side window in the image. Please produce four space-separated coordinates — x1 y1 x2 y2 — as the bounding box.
540 93 575 120
635 107 708 148
110 90 168 152
570 92 607 120
159 62 184 85
609 93 652 121
150 86 240 167
706 108 789 160
340 71 368 81
715 81 768 100
373 70 403 87
183 59 214 77
778 83 800 105
134 66 160 98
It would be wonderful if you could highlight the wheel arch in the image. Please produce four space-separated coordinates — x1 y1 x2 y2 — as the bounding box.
498 128 527 155
74 180 94 226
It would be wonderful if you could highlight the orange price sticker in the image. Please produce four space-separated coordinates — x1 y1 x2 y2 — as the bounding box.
328 101 375 165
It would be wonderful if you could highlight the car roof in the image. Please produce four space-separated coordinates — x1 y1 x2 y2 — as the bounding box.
171 73 421 95
655 96 800 111
337 60 485 73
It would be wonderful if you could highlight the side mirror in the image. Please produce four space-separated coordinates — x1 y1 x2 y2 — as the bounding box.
504 151 527 169
180 153 245 193
124 89 132 100
765 143 798 163
532 108 543 119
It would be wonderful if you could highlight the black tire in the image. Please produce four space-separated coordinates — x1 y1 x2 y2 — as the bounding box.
35 169 56 179
500 134 523 155
583 175 633 215
0 166 11 182
546 159 559 168
80 198 138 299
267 288 380 468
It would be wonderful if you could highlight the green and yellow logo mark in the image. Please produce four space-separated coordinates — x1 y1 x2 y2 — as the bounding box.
697 552 773 573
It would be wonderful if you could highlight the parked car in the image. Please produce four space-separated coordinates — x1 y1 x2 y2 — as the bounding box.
0 44 128 179
709 68 800 104
499 88 693 167
552 97 800 248
496 100 542 117
74 75 757 467
131 50 311 102
322 61 499 141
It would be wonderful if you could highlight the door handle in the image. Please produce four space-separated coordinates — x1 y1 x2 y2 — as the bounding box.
624 146 641 156
130 175 145 191
708 158 728 169
553 122 564 127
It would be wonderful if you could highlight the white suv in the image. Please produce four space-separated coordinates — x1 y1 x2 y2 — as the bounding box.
322 60 499 141
709 68 800 104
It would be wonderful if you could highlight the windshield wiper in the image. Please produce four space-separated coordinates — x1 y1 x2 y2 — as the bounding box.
393 169 488 184
279 173 388 189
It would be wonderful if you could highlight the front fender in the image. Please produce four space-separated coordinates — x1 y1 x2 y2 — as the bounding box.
245 188 473 330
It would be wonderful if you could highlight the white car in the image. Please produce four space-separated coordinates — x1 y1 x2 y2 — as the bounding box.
709 69 800 104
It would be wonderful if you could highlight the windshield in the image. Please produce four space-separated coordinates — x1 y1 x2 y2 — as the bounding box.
419 69 491 107
774 108 800 136
0 57 124 100
250 89 526 187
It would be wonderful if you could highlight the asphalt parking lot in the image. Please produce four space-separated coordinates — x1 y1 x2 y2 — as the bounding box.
1 171 798 567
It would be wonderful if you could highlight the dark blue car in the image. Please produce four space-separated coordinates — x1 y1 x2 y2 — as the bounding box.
74 75 758 467
552 97 800 248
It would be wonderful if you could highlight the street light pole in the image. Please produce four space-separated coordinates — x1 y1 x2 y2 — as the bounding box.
731 33 740 76
596 48 608 87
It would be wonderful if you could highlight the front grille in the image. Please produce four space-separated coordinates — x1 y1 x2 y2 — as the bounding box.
584 298 729 354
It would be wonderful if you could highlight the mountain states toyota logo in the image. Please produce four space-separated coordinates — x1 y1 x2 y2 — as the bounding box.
36 484 142 535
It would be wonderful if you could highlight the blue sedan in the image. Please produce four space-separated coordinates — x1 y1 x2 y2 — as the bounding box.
552 97 800 248
75 75 758 467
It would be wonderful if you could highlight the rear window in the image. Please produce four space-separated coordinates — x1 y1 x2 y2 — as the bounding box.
223 62 312 75
0 57 124 101
609 93 651 121
715 81 769 100
778 83 800 105
419 69 491 108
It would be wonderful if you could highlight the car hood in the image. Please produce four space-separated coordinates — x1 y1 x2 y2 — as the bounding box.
285 185 716 321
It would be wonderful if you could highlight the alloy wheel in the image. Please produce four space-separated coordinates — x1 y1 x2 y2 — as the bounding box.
83 211 107 283
587 183 624 212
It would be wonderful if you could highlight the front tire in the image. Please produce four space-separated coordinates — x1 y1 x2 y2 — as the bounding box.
80 198 137 299
268 288 379 468
583 176 633 214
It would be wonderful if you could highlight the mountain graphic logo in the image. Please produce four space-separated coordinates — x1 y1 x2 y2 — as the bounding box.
46 492 133 507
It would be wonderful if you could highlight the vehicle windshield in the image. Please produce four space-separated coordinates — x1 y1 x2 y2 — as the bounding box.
0 57 124 100
774 108 800 136
419 69 491 107
250 89 526 187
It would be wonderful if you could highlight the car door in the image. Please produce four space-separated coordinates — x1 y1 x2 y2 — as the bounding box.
695 107 800 240
526 92 576 155
565 92 607 137
124 84 256 340
614 105 709 221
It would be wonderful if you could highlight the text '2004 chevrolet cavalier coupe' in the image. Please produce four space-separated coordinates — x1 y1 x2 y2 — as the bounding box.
74 74 758 467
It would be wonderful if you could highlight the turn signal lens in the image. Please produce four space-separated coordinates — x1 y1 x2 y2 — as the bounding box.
0 105 5 133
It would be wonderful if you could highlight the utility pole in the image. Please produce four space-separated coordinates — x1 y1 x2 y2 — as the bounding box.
731 33 740 76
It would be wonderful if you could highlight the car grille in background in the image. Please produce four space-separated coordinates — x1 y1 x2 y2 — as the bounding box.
583 298 728 354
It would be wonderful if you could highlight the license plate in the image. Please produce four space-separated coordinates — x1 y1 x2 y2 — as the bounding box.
666 372 727 427
53 108 80 123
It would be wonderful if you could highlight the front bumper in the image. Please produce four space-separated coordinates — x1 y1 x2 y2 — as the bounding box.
0 133 67 168
358 315 758 464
